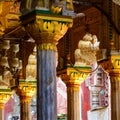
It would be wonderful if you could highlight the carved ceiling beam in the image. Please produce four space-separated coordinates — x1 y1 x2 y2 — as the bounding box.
0 1 25 39
73 1 120 35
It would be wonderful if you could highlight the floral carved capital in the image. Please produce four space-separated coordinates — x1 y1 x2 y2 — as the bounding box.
59 67 91 87
21 13 73 44
0 88 12 108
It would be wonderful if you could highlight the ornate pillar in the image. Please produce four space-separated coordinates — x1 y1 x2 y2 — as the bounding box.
58 33 99 120
0 88 12 120
18 80 36 120
20 8 73 120
59 66 91 120
109 54 120 120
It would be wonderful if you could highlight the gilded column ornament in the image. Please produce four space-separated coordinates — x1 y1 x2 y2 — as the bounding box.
23 15 73 44
111 55 120 69
37 43 57 51
0 88 12 109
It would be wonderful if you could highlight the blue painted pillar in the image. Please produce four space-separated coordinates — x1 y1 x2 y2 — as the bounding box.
19 9 73 120
37 43 57 120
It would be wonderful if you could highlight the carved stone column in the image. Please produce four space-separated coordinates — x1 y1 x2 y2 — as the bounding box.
109 54 120 120
20 9 73 120
18 80 36 120
0 88 12 120
59 66 91 120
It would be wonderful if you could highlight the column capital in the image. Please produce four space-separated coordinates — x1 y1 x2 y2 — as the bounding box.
37 43 57 51
109 54 120 77
20 10 73 44
0 88 12 109
17 80 36 102
58 66 91 87
111 55 120 69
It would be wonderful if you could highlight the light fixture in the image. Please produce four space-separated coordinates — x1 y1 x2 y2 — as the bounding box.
0 40 22 88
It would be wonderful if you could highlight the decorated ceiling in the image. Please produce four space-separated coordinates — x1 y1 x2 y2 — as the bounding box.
0 0 104 39
0 0 119 40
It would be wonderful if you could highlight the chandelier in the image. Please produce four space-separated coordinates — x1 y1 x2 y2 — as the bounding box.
0 40 22 88
112 0 120 5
